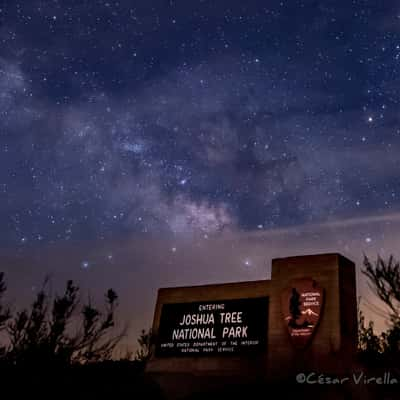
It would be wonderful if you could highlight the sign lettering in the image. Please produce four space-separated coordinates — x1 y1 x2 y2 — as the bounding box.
155 297 268 357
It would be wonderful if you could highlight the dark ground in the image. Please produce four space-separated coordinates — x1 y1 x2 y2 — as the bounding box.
0 362 398 400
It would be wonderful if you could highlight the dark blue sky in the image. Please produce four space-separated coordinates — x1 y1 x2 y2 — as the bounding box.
2 0 400 247
0 1 399 343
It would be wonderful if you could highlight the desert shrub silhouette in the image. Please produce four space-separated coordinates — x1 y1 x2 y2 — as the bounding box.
0 273 164 399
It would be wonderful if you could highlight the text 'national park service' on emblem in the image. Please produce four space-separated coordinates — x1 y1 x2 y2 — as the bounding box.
281 278 324 349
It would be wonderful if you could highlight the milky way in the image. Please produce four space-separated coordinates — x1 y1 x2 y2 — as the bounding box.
1 1 400 346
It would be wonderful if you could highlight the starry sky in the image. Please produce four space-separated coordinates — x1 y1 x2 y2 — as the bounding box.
1 0 400 350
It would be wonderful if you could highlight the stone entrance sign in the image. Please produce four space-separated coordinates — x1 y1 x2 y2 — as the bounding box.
146 253 357 399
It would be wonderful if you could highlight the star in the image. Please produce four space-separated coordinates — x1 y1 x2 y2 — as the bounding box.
243 258 252 267
81 261 90 269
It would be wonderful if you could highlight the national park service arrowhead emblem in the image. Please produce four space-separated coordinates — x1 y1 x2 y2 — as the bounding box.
281 278 324 349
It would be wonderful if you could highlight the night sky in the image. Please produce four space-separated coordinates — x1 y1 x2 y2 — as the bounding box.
1 1 399 350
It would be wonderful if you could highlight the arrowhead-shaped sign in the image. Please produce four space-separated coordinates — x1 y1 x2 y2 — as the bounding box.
281 278 324 349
